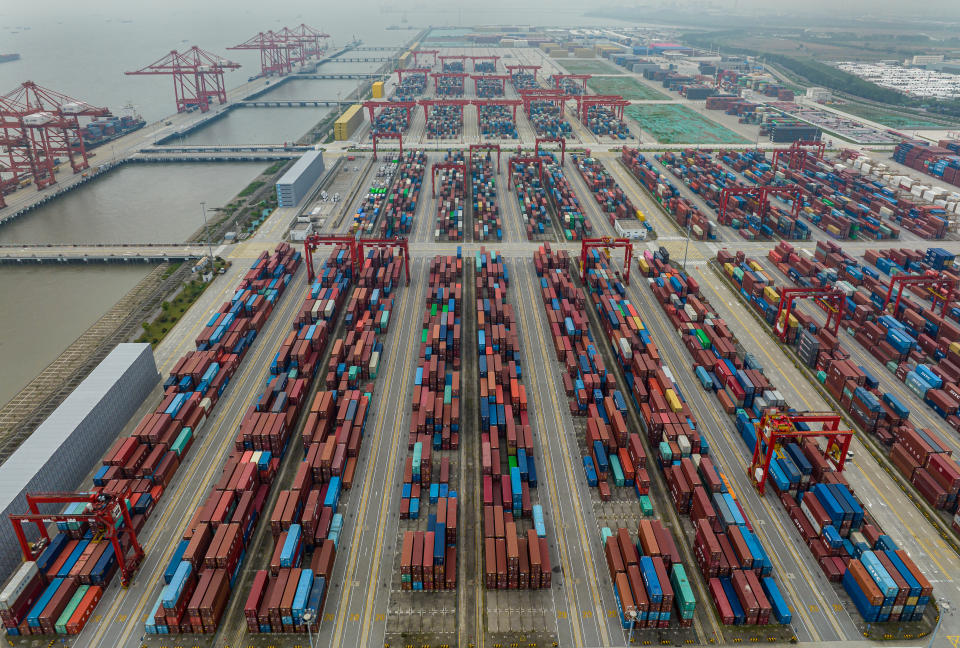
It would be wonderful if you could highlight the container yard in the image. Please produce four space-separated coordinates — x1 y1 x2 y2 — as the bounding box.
8 23 960 648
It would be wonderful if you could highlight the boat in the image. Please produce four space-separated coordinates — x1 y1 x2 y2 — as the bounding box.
0 53 21 63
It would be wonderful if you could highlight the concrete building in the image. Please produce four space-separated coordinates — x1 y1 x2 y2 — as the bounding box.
276 150 326 208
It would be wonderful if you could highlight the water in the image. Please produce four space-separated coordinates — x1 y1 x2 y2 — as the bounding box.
0 162 264 244
178 106 331 145
0 264 153 407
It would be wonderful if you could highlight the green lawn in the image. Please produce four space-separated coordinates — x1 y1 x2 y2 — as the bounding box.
625 105 750 145
828 102 957 130
557 59 624 75
586 76 668 101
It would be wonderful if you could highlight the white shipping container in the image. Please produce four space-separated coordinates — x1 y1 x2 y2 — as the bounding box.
0 562 38 610
618 337 633 360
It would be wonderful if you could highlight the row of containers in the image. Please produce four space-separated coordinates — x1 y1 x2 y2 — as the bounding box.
479 104 518 139
621 147 720 242
435 151 467 242
476 77 505 98
475 249 553 589
640 244 937 624
0 244 300 637
533 244 697 627
721 149 925 240
571 153 650 237
585 105 631 140
395 73 426 100
722 240 960 519
353 158 399 234
535 243 792 628
436 76 465 97
426 105 463 140
510 72 537 93
399 255 462 590
243 247 407 633
471 152 503 242
511 156 554 241
379 150 425 238
529 101 572 139
541 151 592 241
732 147 949 241
372 106 411 135
145 245 359 635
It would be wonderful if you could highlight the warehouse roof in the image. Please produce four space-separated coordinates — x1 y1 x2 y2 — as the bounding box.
277 150 325 187
0 344 154 513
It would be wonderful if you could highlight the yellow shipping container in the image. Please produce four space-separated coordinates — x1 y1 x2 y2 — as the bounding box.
748 260 762 272
334 104 364 141
724 262 734 276
372 81 384 98
763 286 780 304
550 49 569 58
637 257 650 275
665 389 682 413
950 341 960 355
539 42 557 51
573 48 595 58
635 208 645 222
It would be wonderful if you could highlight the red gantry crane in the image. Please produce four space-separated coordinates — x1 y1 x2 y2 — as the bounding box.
419 98 471 130
0 81 109 193
439 54 468 71
126 46 240 113
372 132 402 161
575 94 628 123
471 98 521 122
581 238 633 285
535 136 567 165
883 271 955 316
552 73 591 93
229 31 292 77
280 23 330 64
749 410 853 495
773 286 845 341
363 100 417 129
430 72 468 95
303 235 357 283
717 185 803 225
10 490 145 587
396 68 430 85
772 140 826 173
410 49 439 68
468 143 502 174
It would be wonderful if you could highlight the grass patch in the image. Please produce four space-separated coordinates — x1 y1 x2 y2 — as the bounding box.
238 180 265 197
264 161 287 175
625 104 750 144
586 76 668 101
827 102 957 129
136 266 222 347
557 59 624 75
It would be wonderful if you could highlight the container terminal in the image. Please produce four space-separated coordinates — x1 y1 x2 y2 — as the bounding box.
2 21 960 648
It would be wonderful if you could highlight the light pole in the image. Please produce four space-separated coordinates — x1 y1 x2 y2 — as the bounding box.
627 610 638 644
200 202 214 265
928 602 950 648
302 610 316 648
682 221 692 272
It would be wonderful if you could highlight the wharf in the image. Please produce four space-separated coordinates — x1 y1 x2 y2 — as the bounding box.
0 244 214 264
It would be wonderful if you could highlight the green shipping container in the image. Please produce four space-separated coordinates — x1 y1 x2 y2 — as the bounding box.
412 442 422 473
658 441 672 463
172 427 193 456
421 328 428 343
379 310 390 332
55 585 88 634
600 527 614 543
670 563 697 613
639 495 654 517
444 385 452 404
348 366 359 382
430 304 438 317
609 454 625 487
694 329 711 349
816 370 827 383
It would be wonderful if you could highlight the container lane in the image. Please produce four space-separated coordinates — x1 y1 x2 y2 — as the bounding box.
623 265 851 642
236 247 405 638
77 249 311 648
327 259 427 648
434 151 468 242
377 150 426 239
514 259 609 647
509 156 557 243
147 247 354 638
541 152 594 242
470 150 502 244
692 265 960 591
535 246 714 639
475 250 557 643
